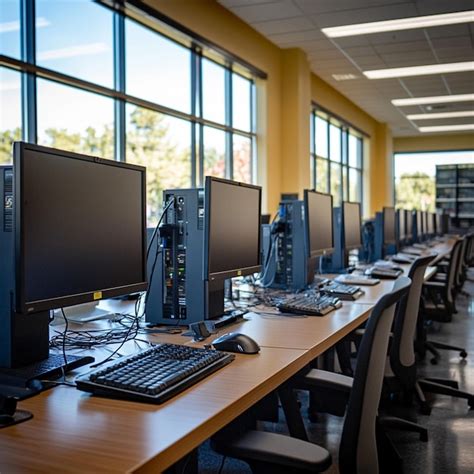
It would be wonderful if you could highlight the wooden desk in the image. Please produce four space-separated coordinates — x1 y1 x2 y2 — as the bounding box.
0 238 455 472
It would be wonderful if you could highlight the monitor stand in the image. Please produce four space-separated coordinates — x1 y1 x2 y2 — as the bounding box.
0 310 93 397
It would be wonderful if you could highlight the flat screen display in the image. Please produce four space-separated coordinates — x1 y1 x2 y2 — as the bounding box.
405 210 413 240
383 207 396 244
305 190 334 256
206 177 261 279
343 202 362 250
15 143 147 313
398 209 406 240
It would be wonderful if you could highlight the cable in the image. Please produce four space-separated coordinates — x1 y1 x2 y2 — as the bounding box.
59 308 69 381
217 455 227 474
146 196 176 261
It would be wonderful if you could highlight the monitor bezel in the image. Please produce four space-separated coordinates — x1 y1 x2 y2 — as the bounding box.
204 176 262 282
342 201 362 251
14 142 148 314
304 189 335 257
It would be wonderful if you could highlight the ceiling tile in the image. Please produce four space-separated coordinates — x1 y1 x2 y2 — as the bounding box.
231 1 302 22
373 40 430 54
252 16 316 35
414 0 474 15
268 29 325 45
313 3 418 28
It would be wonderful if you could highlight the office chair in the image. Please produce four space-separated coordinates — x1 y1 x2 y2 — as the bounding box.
420 239 468 364
211 277 411 474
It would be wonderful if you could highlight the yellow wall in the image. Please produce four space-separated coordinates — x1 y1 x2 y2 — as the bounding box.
144 0 394 215
394 134 474 153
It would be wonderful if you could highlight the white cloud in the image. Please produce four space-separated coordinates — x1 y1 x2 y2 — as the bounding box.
37 42 109 61
0 17 50 34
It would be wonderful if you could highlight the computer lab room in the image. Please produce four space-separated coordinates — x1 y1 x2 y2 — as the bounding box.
1 0 473 473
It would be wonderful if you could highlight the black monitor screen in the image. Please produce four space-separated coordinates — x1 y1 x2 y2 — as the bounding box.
435 212 442 234
383 207 396 244
405 210 413 239
416 210 423 236
305 190 334 257
343 202 361 250
398 209 406 240
15 143 147 313
427 213 434 234
206 177 261 279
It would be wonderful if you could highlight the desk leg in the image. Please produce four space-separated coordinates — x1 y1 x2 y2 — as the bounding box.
278 384 308 441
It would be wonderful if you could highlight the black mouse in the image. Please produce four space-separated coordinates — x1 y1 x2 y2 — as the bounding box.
212 332 260 354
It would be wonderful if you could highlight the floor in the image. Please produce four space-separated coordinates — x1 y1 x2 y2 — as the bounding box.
198 270 474 474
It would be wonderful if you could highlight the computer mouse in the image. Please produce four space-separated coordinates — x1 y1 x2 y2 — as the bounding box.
211 332 260 354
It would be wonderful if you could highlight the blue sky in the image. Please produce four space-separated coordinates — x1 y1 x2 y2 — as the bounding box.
1 0 251 151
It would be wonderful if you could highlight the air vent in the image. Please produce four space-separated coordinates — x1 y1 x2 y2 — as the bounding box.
3 169 13 232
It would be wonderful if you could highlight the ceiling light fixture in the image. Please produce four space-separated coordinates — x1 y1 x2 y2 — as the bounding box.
364 61 474 79
332 73 358 81
322 10 474 38
392 94 474 106
407 111 474 120
419 124 474 132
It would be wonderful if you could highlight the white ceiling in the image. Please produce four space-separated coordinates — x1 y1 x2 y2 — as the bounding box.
218 0 474 137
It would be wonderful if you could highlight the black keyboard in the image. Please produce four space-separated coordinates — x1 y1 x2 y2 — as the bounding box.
321 281 363 300
76 344 234 404
277 294 342 316
365 267 402 279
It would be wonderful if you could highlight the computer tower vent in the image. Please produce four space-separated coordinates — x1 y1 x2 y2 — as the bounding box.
3 169 13 232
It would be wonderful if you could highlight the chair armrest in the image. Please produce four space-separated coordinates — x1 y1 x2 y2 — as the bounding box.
303 369 353 393
423 281 445 288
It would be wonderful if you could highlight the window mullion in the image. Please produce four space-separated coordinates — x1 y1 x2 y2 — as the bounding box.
113 11 125 162
225 66 232 180
21 0 36 143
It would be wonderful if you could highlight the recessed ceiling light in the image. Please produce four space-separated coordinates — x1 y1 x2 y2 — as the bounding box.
407 111 474 120
364 61 474 79
419 124 474 132
322 10 474 38
332 73 358 81
392 94 474 106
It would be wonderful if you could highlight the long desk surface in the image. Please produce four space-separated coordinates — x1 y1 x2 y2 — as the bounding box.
0 238 455 473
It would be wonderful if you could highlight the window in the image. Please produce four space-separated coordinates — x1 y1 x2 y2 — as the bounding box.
125 18 191 114
0 67 22 164
311 108 364 207
1 0 259 225
36 0 114 87
126 105 191 224
37 79 114 159
0 0 21 59
394 151 474 212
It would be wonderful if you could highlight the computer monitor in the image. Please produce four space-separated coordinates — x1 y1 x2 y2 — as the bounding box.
427 212 435 235
1 142 147 369
422 211 429 239
343 202 362 251
416 210 423 241
304 190 334 257
405 209 413 243
397 209 406 242
435 211 443 235
383 207 396 245
204 177 261 317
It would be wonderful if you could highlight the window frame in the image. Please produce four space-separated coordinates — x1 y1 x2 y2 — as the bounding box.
311 105 365 209
0 0 261 186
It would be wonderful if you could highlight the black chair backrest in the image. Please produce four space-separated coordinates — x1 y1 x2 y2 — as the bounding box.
447 239 463 300
339 276 411 474
389 255 434 389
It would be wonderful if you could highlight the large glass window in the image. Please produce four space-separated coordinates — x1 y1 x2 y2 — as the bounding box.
125 18 191 114
311 108 364 207
36 0 114 87
0 67 22 164
1 0 258 225
0 0 21 59
202 58 225 124
126 105 191 224
37 79 114 159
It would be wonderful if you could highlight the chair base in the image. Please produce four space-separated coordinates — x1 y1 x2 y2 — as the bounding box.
418 379 474 409
379 415 428 442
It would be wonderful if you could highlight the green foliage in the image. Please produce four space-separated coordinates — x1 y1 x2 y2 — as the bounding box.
0 127 21 164
396 172 436 212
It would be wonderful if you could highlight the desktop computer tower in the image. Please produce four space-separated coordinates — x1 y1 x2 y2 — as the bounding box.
0 166 49 368
261 200 313 291
145 188 207 326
